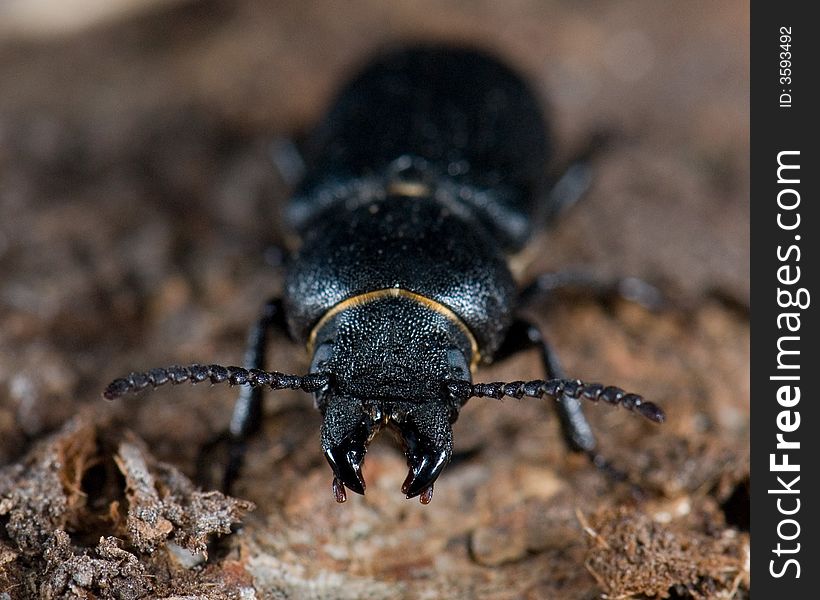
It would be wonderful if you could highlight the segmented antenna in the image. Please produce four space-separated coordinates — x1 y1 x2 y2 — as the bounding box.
103 364 329 400
104 367 663 424
444 378 665 424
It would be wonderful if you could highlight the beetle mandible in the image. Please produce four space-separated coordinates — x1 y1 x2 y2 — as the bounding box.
105 46 664 504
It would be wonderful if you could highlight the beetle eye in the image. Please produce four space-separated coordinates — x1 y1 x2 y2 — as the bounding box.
310 341 334 372
446 349 470 380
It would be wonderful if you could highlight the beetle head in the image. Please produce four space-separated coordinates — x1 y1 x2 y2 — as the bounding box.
309 295 471 503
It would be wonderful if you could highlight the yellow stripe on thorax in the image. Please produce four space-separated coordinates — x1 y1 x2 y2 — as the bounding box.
307 288 480 371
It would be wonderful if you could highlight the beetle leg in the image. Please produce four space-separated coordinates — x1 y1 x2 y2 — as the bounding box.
532 131 664 312
494 319 595 453
494 318 646 488
540 131 611 222
198 297 290 493
268 135 307 187
518 270 664 311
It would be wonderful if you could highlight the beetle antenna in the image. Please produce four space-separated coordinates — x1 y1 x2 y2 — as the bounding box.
103 364 329 400
444 378 665 424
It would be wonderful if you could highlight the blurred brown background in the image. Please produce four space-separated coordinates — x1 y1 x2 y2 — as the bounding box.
0 1 748 598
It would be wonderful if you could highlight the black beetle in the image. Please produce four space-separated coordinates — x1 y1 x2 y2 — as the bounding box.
105 46 664 504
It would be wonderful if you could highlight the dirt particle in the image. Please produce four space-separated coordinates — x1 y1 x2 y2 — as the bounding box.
580 506 749 599
0 417 255 598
